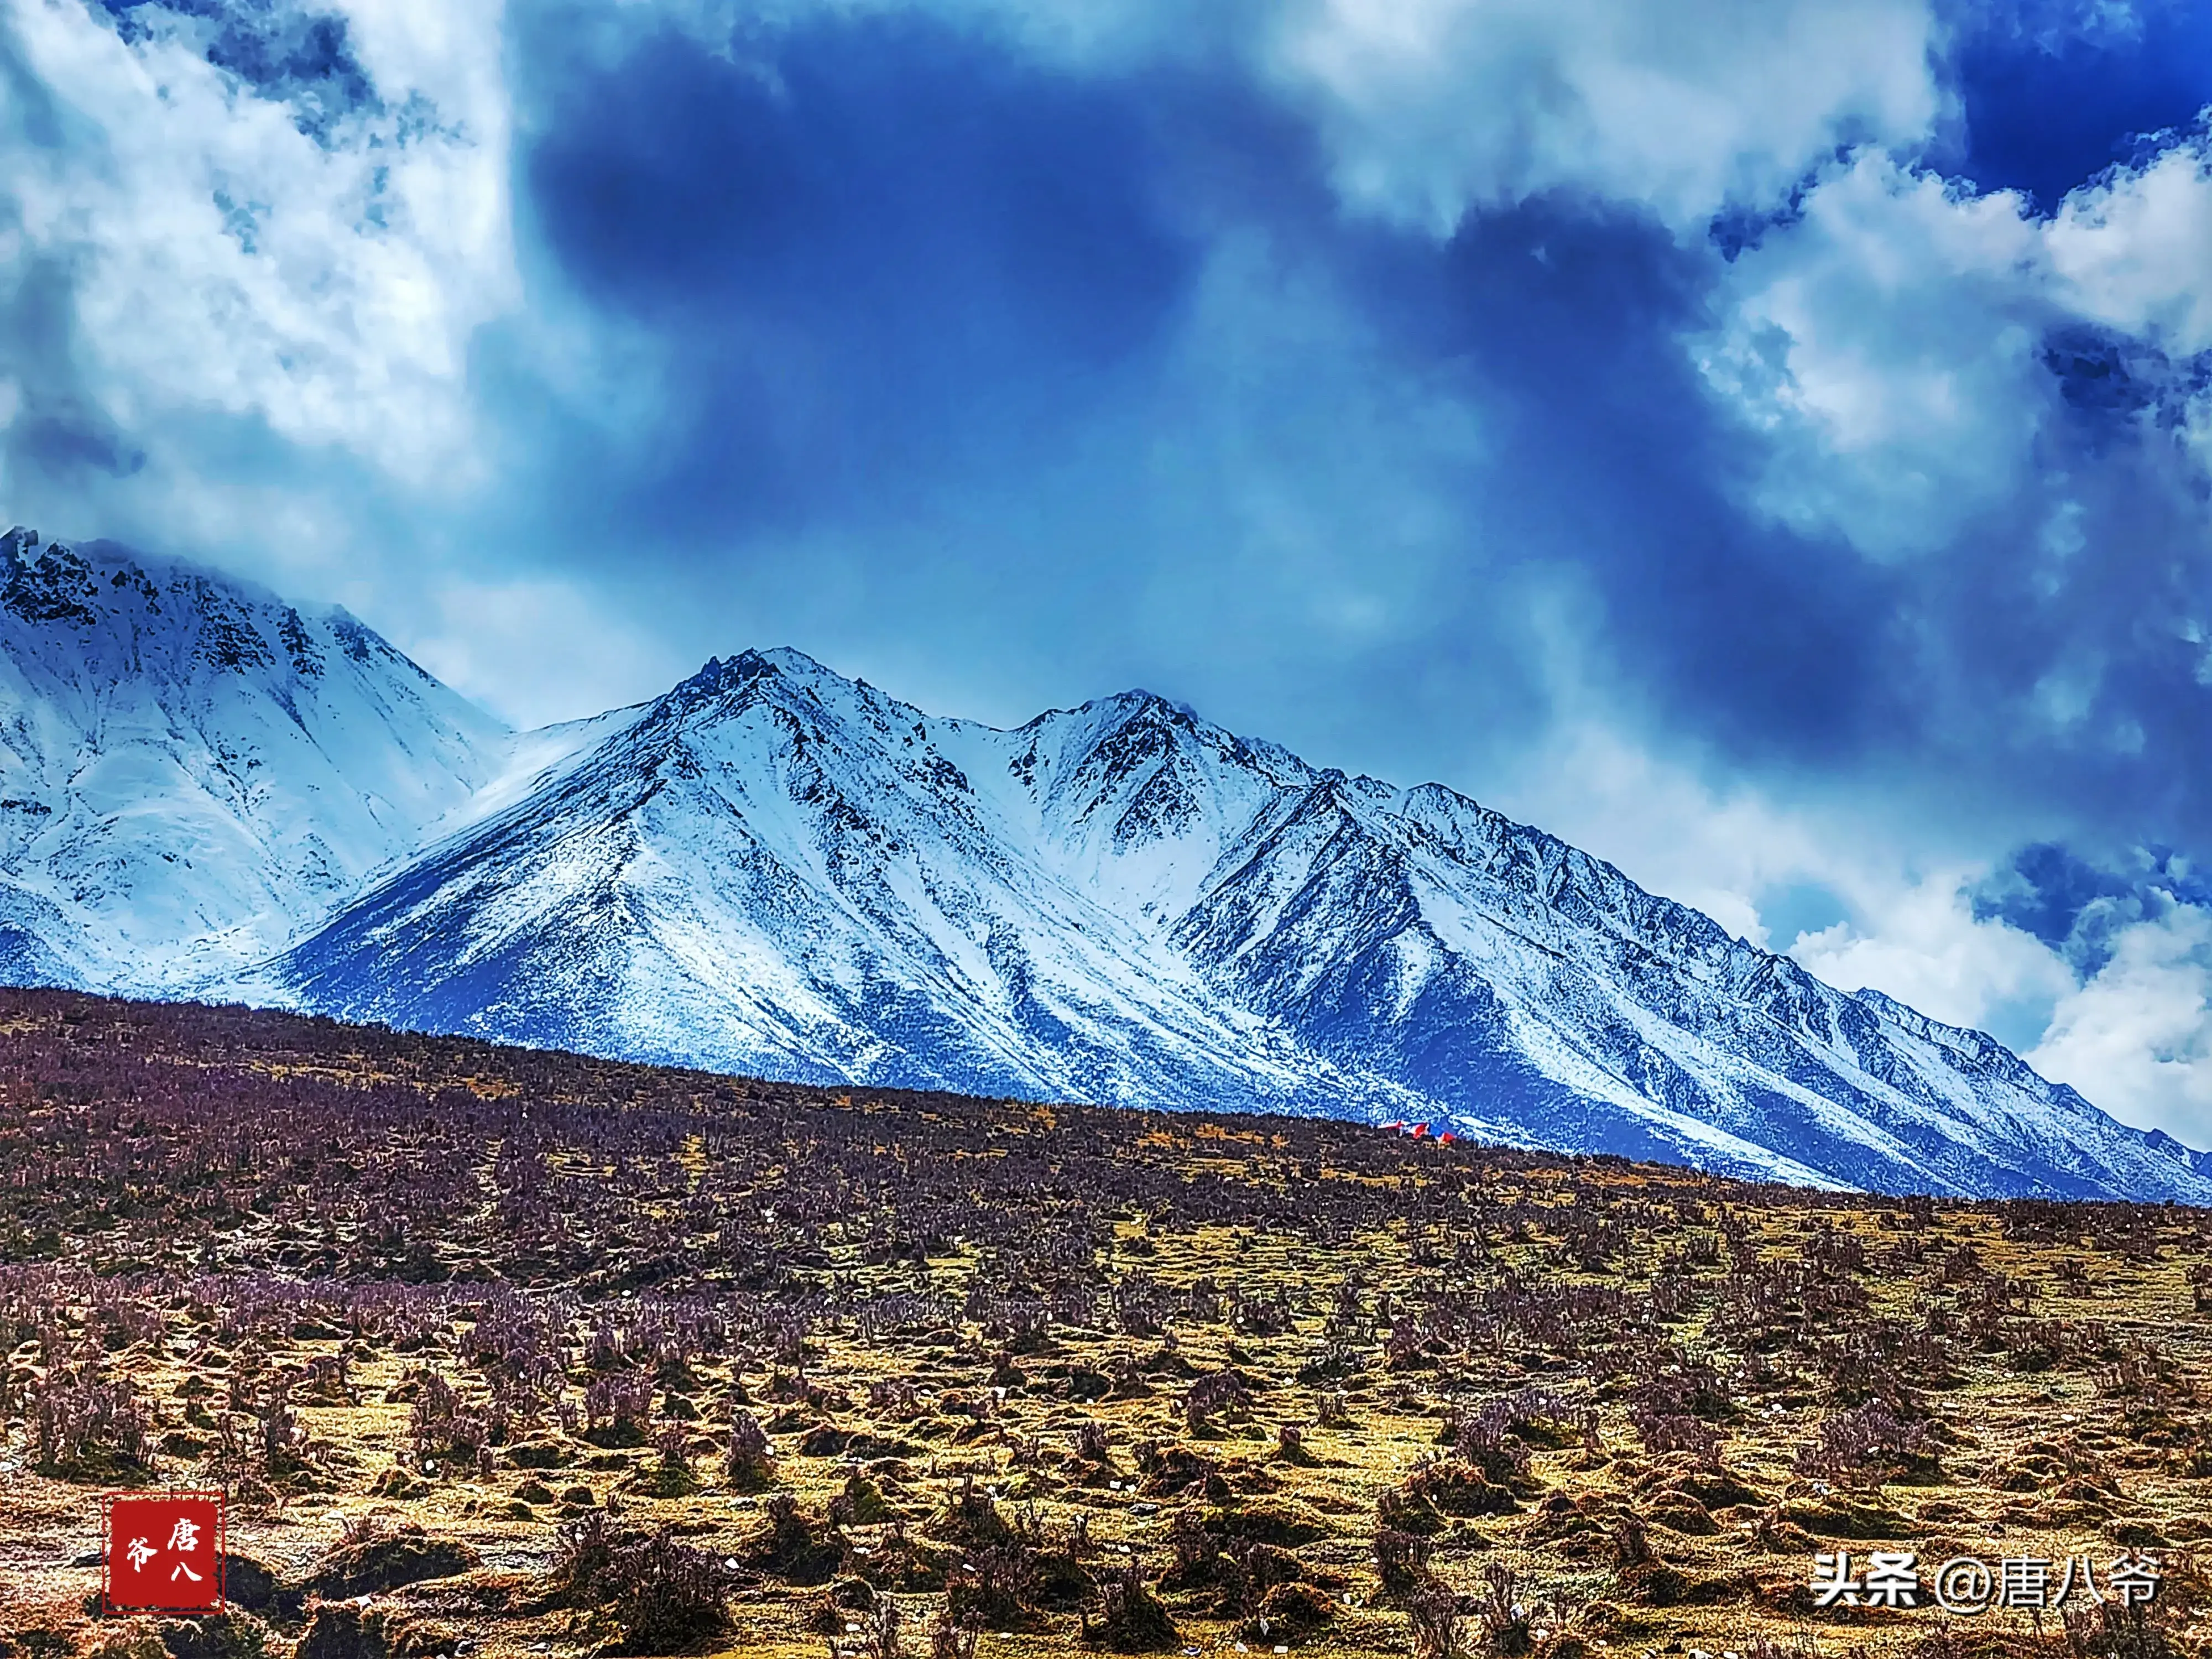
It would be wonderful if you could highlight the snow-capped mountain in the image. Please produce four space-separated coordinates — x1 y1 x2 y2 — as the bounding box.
0 533 2200 1199
0 528 506 990
278 648 2209 1201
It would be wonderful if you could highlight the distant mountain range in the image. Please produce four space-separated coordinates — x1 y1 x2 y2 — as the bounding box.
2 524 2204 1201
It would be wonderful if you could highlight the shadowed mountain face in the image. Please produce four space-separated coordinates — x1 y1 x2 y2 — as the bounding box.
0 536 2197 1198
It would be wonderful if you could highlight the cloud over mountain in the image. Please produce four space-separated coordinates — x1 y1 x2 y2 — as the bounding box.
4 0 2212 1140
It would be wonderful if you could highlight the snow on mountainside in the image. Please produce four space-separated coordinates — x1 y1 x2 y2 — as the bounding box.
0 528 507 988
0 535 2194 1199
279 654 1393 1119
269 645 2211 1202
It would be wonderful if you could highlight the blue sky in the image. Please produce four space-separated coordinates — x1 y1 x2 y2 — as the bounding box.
5 0 2212 1135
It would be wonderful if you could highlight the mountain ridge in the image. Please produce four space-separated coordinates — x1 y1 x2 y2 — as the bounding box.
0 527 507 990
0 539 2198 1201
273 643 2209 1201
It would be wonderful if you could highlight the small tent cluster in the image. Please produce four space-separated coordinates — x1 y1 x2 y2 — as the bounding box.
1378 1120 1457 1144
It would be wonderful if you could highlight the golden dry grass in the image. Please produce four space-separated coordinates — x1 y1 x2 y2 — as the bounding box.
0 992 2205 1659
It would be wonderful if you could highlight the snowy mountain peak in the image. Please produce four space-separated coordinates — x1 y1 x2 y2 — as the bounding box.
0 535 506 992
660 648 931 743
0 563 2198 1201
685 648 784 688
255 645 2211 1201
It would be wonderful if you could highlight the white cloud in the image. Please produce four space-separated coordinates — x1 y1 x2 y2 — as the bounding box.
1698 134 2212 560
2047 133 2212 354
1262 0 1944 234
2030 905 2212 1141
0 0 515 487
1788 880 2072 1039
1695 154 2053 559
384 570 691 731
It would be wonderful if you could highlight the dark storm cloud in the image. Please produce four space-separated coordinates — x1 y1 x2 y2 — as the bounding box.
14 410 144 478
1347 195 2212 867
494 4 2212 890
2039 324 2210 423
1944 387 2212 828
507 12 1895 759
1364 200 1895 760
521 13 1203 539
0 239 143 483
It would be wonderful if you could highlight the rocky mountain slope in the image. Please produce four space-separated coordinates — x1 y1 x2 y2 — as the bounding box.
0 529 504 990
0 528 2200 1199
278 648 2211 1200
